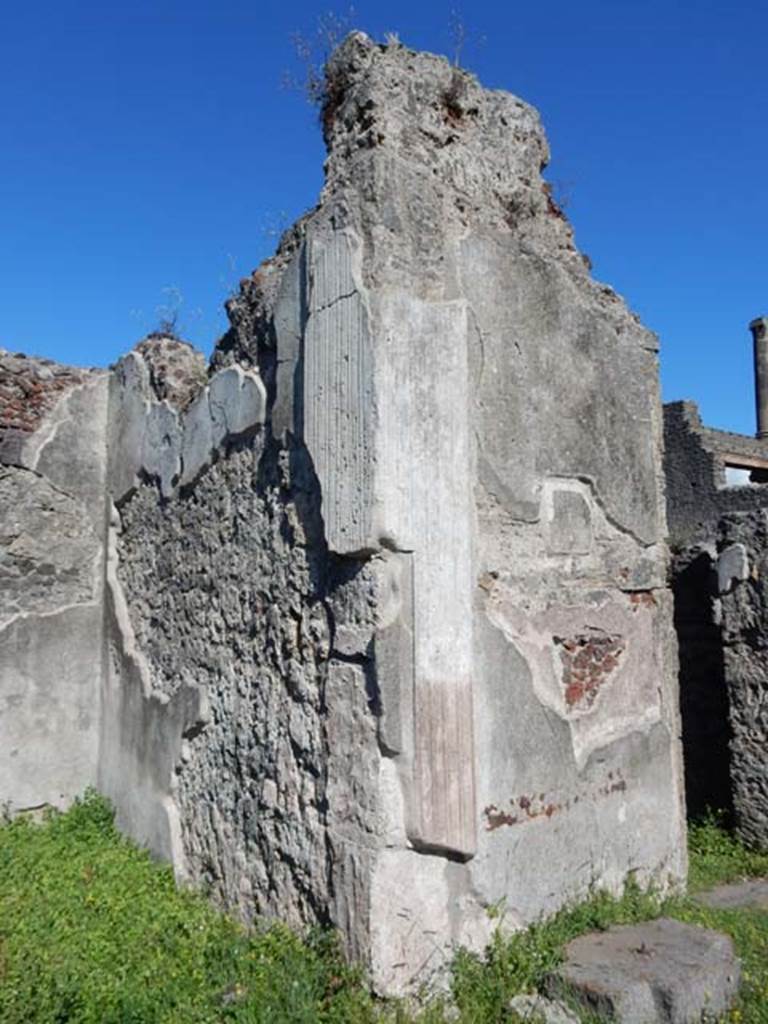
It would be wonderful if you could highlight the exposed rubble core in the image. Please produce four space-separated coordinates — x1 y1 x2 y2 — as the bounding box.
0 34 686 995
114 437 381 947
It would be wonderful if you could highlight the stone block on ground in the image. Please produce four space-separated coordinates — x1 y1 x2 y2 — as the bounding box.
545 917 740 1023
694 878 768 911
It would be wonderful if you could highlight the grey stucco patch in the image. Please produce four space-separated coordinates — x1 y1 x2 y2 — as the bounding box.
0 466 98 625
0 371 108 813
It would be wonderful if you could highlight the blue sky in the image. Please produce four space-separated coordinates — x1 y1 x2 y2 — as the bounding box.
1 0 766 434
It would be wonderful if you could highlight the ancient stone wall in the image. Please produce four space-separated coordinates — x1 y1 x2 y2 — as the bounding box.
0 352 108 812
111 432 382 946
0 33 687 998
201 32 686 991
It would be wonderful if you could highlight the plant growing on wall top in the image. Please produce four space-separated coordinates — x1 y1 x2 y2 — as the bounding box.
284 8 356 107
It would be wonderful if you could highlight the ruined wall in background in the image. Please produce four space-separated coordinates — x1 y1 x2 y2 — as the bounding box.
0 352 107 811
664 399 768 838
669 545 733 820
711 513 768 848
664 400 768 544
666 510 768 847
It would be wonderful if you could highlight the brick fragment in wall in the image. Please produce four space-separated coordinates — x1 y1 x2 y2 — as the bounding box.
555 632 625 710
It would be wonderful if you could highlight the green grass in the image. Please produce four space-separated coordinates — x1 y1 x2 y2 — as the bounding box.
1 794 767 1023
687 812 768 891
674 815 768 1024
0 791 377 1024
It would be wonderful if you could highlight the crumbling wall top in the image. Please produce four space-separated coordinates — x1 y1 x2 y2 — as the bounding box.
132 335 207 410
318 33 562 253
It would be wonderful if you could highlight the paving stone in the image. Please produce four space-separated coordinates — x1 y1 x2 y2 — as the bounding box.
545 917 740 1023
509 992 580 1023
694 877 768 911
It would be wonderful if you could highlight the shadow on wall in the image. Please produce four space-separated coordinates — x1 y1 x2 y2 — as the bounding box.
672 549 734 822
